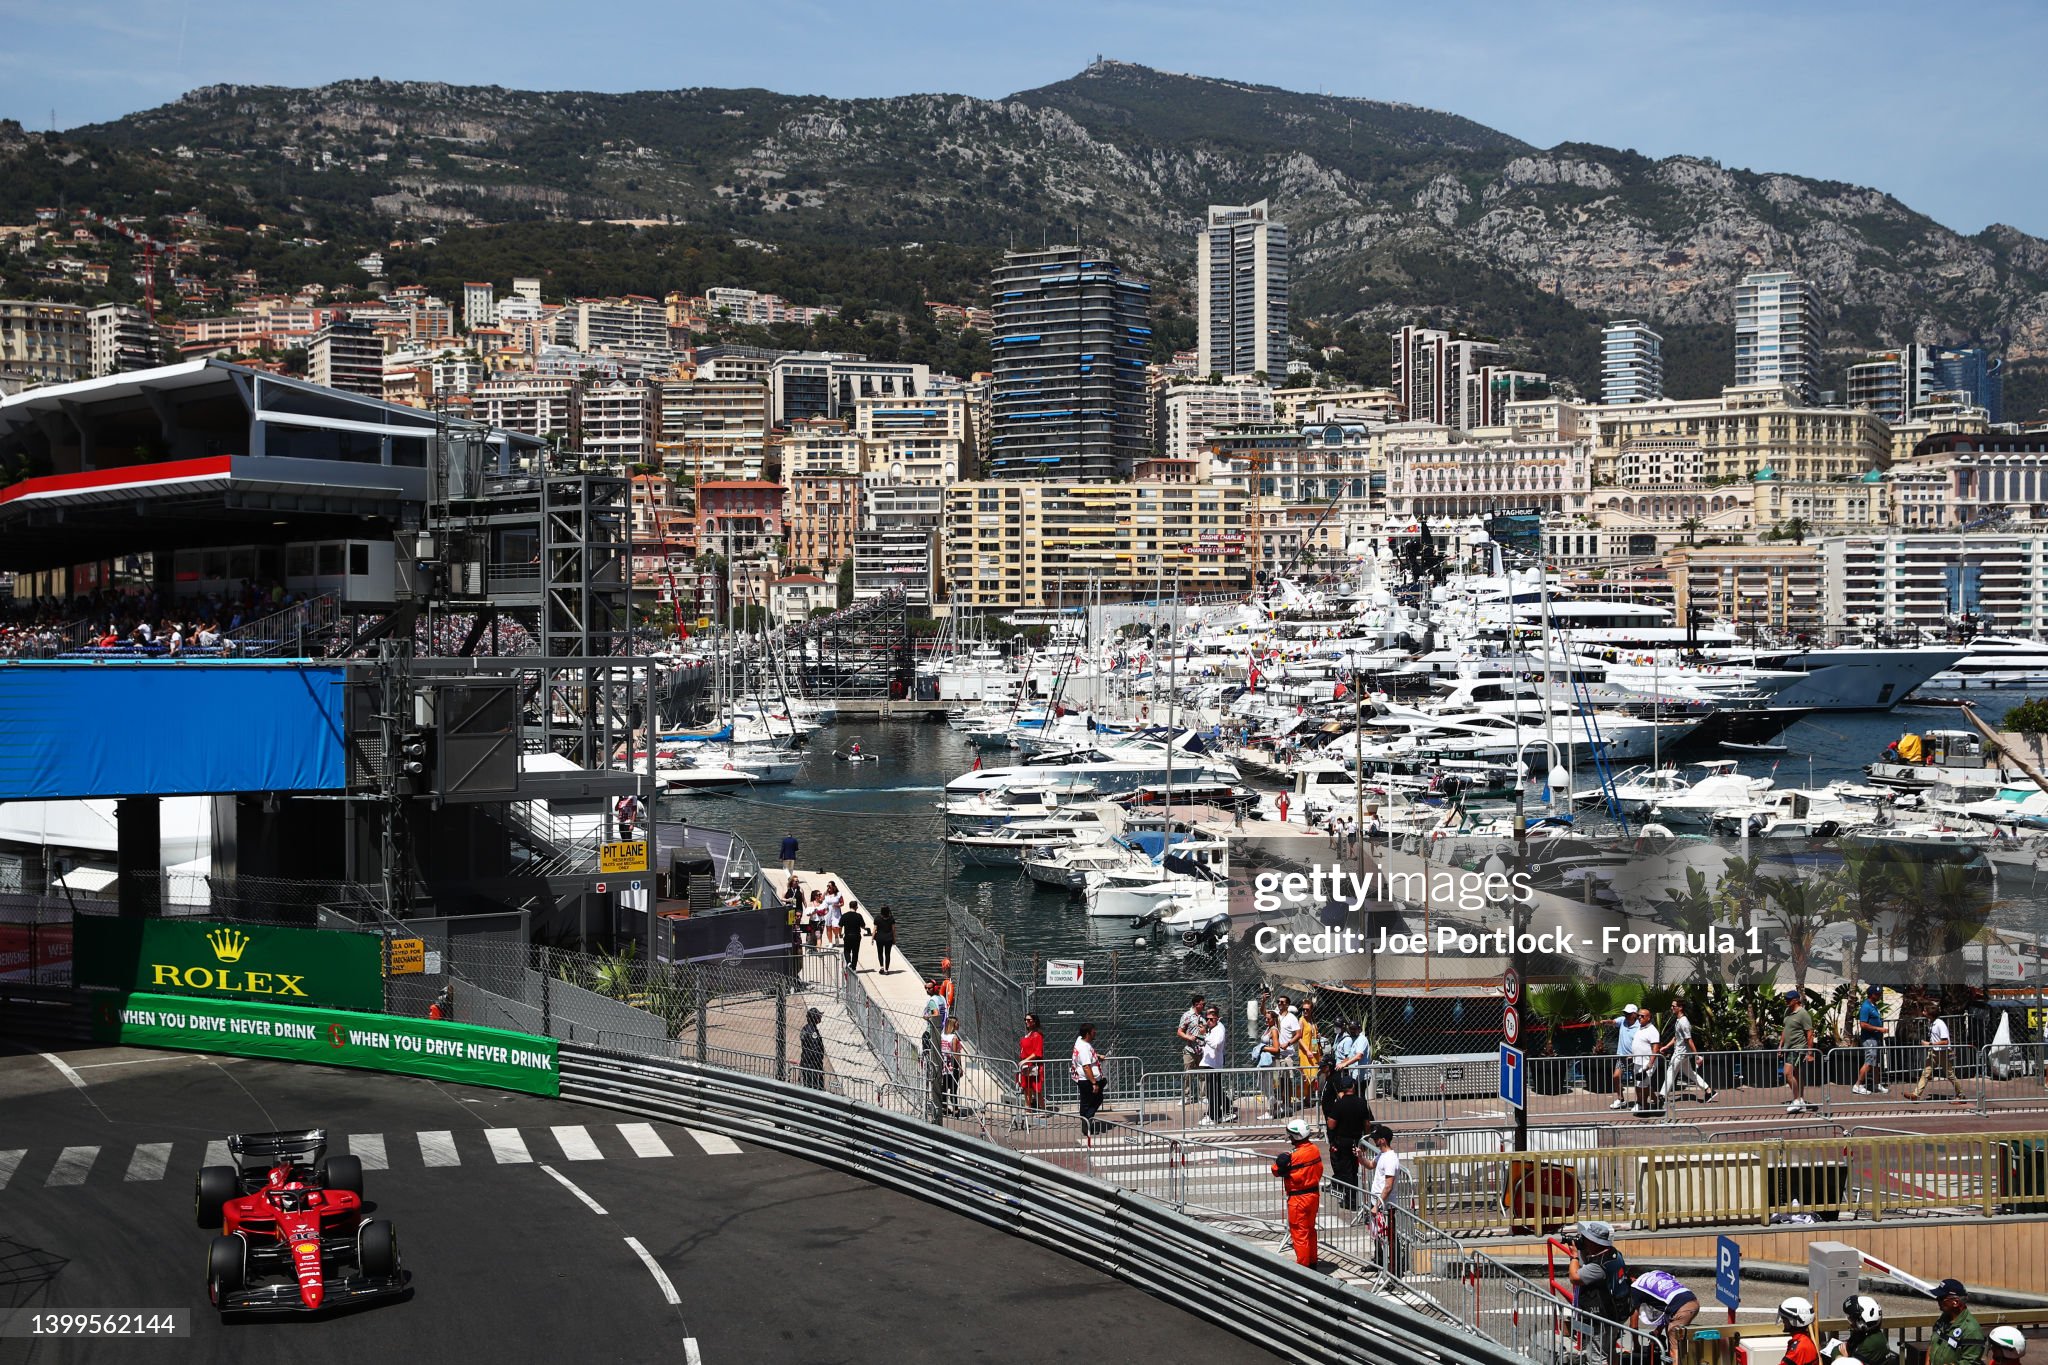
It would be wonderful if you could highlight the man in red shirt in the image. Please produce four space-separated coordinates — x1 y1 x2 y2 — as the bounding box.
1017 1014 1045 1114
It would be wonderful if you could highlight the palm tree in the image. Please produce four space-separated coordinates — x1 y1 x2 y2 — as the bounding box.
1784 516 1811 546
1659 865 1723 982
1760 871 1848 999
1716 851 1769 973
1888 860 2001 989
1679 517 1703 547
1833 844 1898 993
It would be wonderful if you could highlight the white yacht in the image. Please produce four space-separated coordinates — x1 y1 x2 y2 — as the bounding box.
1925 635 2048 688
945 732 1240 800
1610 760 1773 827
1866 729 2024 792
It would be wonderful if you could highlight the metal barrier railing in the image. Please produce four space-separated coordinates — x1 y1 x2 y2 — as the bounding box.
555 1044 1528 1365
1405 1129 2048 1235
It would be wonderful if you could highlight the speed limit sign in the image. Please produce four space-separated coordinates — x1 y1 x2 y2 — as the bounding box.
1502 968 1521 1005
1503 1006 1522 1046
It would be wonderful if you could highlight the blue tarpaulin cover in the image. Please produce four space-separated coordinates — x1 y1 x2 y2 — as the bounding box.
0 662 347 799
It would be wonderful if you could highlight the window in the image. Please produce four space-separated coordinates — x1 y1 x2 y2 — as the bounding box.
349 543 370 576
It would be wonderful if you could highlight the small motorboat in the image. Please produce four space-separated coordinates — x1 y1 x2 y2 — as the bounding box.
1719 741 1789 755
833 751 880 763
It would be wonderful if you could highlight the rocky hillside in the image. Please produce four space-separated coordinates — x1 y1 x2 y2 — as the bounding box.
7 62 2043 409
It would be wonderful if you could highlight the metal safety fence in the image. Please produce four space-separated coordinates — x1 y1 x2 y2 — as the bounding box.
1402 1129 2048 1236
553 1044 1533 1365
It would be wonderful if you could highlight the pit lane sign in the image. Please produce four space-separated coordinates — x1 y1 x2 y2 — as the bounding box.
600 840 649 874
387 938 425 976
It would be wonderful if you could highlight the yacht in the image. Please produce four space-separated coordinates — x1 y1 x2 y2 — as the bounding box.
1925 635 2048 688
945 731 1240 800
1866 729 2024 792
943 781 1101 831
1610 760 1773 827
945 822 1114 867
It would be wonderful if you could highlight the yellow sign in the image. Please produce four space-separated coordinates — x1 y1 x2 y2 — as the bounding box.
388 938 425 976
600 840 649 874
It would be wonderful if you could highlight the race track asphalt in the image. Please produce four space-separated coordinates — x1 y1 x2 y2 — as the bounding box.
0 1045 1283 1365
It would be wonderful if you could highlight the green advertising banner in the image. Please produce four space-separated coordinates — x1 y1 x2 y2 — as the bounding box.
74 917 383 1011
90 992 560 1097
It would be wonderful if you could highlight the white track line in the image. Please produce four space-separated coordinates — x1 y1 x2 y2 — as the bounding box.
617 1123 672 1158
687 1130 740 1155
551 1125 603 1161
538 1163 607 1214
624 1236 680 1305
39 1052 88 1092
485 1128 533 1164
204 1139 230 1167
347 1134 388 1170
684 1339 703 1364
125 1143 172 1182
0 1151 24 1190
417 1131 460 1167
46 1146 99 1186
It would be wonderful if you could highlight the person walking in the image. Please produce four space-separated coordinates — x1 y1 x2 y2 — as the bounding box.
1276 790 1291 825
1907 1002 1964 1102
1271 1116 1323 1268
1366 1124 1405 1278
797 1006 827 1090
935 1017 964 1117
1853 984 1891 1095
1198 1006 1235 1127
822 882 844 949
779 831 799 874
1929 1279 1988 1365
1660 997 1717 1104
1017 1014 1046 1115
1295 999 1322 1111
1630 1008 1662 1111
1275 995 1303 1116
1176 993 1208 1107
1323 1071 1374 1217
1072 1024 1106 1135
1782 988 1818 1114
839 900 868 972
803 889 825 952
1608 1004 1641 1110
871 905 897 973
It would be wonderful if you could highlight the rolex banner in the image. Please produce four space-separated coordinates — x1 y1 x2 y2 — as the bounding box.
74 917 384 1011
90 993 559 1098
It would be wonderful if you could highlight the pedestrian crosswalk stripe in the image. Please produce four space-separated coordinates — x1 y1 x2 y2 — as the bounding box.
417 1131 459 1167
0 1151 23 1191
47 1146 99 1186
204 1140 230 1168
485 1129 532 1164
617 1123 672 1158
551 1126 602 1161
347 1134 387 1170
125 1143 172 1182
687 1130 741 1155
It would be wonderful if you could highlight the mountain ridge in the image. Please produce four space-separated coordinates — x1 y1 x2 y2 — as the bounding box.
4 62 2041 412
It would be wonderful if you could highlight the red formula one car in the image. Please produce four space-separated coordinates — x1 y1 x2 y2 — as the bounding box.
194 1128 405 1315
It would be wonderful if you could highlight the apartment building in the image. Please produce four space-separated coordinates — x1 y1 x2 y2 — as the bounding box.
1390 327 1504 429
308 318 384 397
475 376 578 442
986 247 1152 481
86 303 160 377
578 380 656 466
942 481 1250 612
1196 201 1289 380
1161 380 1275 460
1592 385 1889 483
655 378 770 481
1733 272 1823 402
553 297 672 353
696 481 785 560
1822 532 2048 635
1666 544 1824 637
1845 344 1938 424
777 420 864 478
854 392 973 483
462 282 496 331
1600 320 1664 405
769 352 928 426
0 299 91 387
1889 430 2048 528
785 473 860 574
1383 432 1593 520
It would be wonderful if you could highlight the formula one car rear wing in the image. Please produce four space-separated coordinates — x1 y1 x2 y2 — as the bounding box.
226 1130 330 1172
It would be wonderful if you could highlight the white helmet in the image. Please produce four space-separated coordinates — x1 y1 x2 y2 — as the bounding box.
1285 1117 1312 1142
1990 1325 2026 1356
1843 1295 1883 1330
1779 1297 1816 1330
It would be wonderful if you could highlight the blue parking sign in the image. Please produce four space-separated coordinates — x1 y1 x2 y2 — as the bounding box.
1499 1043 1525 1109
1715 1235 1741 1311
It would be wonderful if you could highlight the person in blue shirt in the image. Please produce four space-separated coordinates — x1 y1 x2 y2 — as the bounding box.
780 832 799 873
1608 1004 1641 1110
1332 1020 1371 1092
1853 984 1890 1095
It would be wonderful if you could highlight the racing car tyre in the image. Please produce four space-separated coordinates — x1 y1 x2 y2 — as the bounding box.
357 1219 399 1278
319 1154 364 1196
195 1166 240 1228
207 1234 245 1305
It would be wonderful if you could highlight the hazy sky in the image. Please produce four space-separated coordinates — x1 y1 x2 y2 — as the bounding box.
3 0 2041 237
